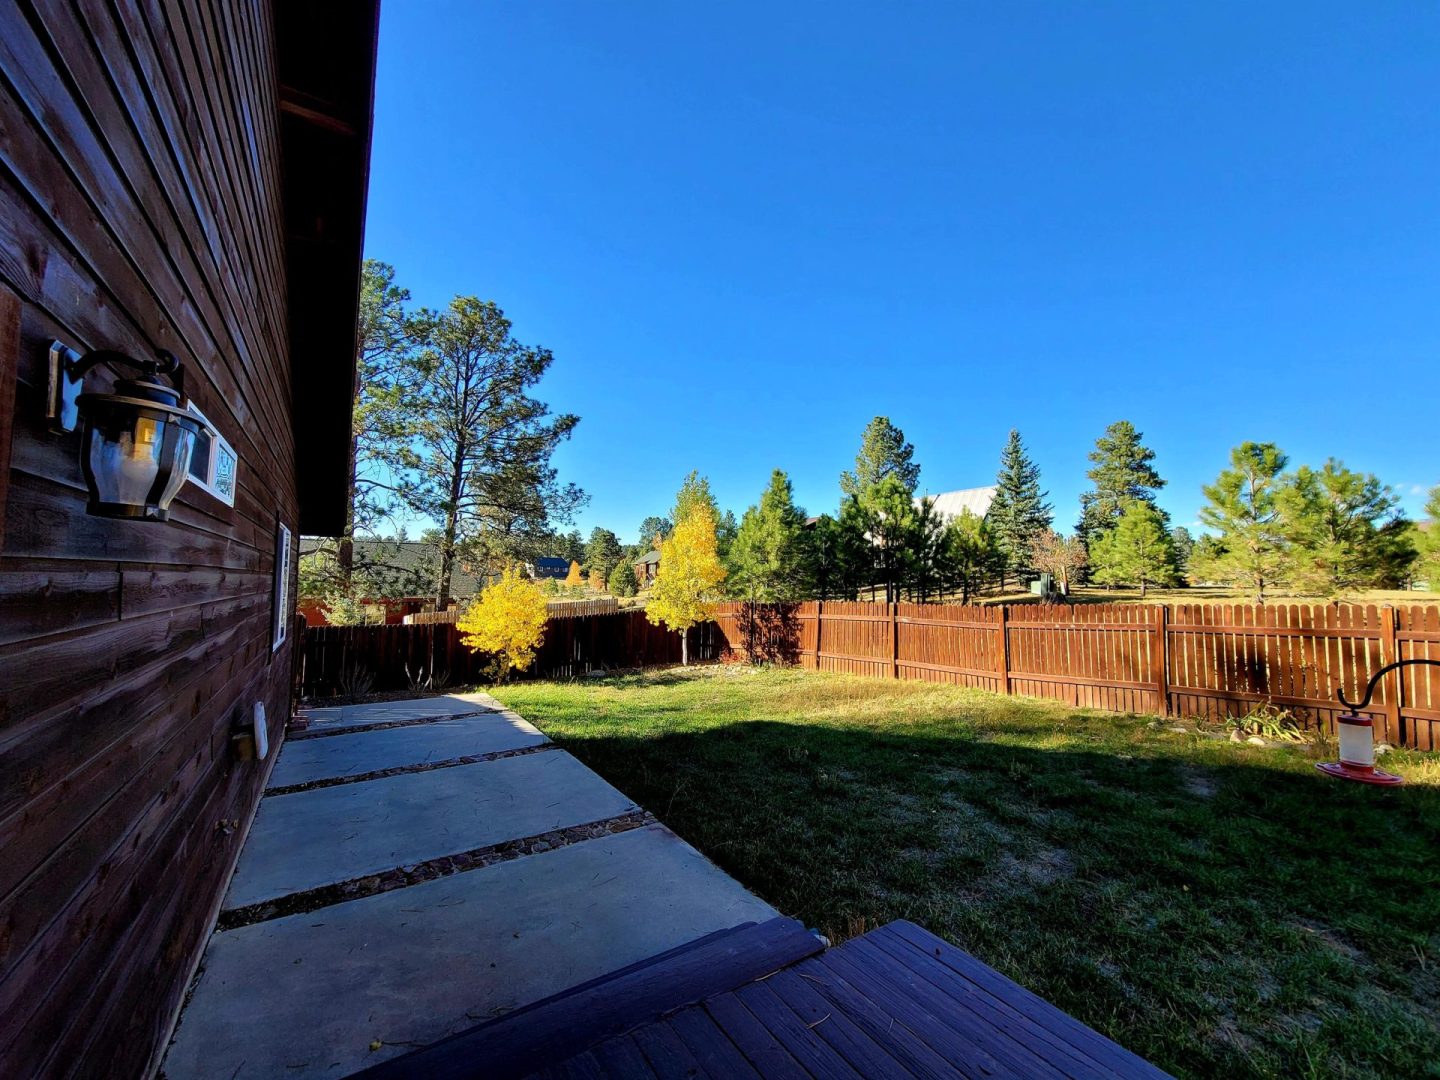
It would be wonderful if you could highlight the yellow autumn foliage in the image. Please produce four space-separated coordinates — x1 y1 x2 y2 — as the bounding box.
646 505 726 662
563 560 584 588
456 564 548 678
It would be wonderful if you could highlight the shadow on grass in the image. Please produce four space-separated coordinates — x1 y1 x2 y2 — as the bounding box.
545 716 1440 1080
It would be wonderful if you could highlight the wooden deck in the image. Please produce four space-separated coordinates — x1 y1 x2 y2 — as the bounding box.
362 918 1171 1079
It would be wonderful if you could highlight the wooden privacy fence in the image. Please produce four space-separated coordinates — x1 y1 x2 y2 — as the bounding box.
298 601 1440 750
709 601 1440 750
299 609 718 696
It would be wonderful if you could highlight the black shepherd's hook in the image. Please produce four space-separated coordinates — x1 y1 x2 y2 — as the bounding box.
1339 658 1440 711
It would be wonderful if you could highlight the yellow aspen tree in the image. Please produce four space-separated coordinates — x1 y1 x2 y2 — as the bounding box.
646 505 726 664
563 559 584 589
588 570 605 592
456 565 549 680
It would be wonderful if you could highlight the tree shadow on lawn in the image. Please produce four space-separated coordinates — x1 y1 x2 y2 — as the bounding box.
554 719 1440 1080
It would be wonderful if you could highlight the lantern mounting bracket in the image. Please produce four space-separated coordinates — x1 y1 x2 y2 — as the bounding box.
48 341 184 434
1338 658 1440 711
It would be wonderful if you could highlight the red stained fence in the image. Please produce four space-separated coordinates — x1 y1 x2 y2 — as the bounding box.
300 601 1440 749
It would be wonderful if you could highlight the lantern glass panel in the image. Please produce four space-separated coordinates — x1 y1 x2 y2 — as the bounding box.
1337 718 1374 767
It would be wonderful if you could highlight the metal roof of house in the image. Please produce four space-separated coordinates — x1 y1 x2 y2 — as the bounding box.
635 549 662 566
920 486 997 522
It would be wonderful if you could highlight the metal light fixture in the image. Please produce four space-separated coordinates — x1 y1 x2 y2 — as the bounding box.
1317 658 1440 786
48 342 210 521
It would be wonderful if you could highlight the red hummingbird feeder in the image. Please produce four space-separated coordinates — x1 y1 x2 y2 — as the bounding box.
1317 659 1439 786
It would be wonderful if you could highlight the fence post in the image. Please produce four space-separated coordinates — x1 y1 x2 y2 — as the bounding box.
1381 605 1403 746
814 600 823 671
890 602 899 679
1153 606 1171 717
995 605 1010 695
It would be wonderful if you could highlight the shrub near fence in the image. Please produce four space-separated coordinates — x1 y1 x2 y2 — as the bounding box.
299 600 1440 749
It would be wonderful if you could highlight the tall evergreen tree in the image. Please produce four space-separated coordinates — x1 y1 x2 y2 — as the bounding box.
988 429 1053 582
1415 485 1440 586
1170 526 1195 578
1279 459 1403 595
403 297 583 607
1090 501 1177 597
849 477 924 602
635 515 672 551
840 416 921 500
583 527 625 579
1078 420 1166 540
938 508 1000 604
808 512 869 600
727 470 809 601
1193 442 1289 603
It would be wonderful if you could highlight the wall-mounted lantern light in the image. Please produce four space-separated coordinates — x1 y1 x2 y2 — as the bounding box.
1317 658 1440 786
48 342 211 521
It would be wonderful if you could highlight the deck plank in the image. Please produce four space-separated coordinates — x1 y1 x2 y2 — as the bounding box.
701 992 813 1080
806 946 1007 1079
666 1007 764 1079
865 926 1116 1080
732 980 868 1080
763 967 918 1080
631 1021 709 1080
879 921 1171 1078
746 962 962 1080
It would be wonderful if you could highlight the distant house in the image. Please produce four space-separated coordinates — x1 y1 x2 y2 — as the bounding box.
298 539 487 625
635 548 662 587
920 486 997 523
532 557 572 580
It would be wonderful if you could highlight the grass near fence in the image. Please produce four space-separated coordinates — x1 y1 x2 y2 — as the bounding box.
496 665 1440 1080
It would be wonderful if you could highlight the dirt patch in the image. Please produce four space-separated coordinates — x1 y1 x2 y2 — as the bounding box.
1000 846 1074 886
1180 766 1219 799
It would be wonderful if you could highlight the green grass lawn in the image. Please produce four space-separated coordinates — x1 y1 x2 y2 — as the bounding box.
495 665 1440 1080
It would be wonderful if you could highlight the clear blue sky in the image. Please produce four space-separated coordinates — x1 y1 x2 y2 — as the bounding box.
364 2 1439 546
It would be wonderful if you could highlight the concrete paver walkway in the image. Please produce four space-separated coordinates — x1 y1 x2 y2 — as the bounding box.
164 693 777 1079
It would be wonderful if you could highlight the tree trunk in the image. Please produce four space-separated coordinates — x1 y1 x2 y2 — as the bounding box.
681 626 689 666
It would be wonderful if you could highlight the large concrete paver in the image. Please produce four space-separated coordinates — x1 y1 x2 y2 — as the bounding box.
225 751 635 909
268 712 548 789
303 692 504 732
165 824 778 1079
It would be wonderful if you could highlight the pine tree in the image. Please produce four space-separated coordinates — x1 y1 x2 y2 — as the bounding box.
1078 421 1166 540
1170 526 1195 577
1089 502 1177 597
840 416 920 499
849 476 924 603
1196 442 1290 602
1278 459 1402 595
583 527 624 579
647 504 727 664
727 470 809 601
988 429 1053 582
938 509 1000 604
1420 486 1440 584
607 556 638 597
635 515 672 550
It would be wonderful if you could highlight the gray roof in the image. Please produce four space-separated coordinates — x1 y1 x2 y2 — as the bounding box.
919 486 997 522
635 549 662 566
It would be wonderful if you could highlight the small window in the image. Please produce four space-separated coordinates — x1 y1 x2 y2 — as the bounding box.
185 402 238 506
273 522 293 652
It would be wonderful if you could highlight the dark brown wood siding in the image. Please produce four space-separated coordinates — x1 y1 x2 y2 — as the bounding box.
0 2 303 1075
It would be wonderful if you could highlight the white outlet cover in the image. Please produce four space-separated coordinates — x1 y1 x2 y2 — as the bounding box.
253 702 269 760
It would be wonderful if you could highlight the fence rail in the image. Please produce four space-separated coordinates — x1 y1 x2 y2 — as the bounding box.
299 600 1440 750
